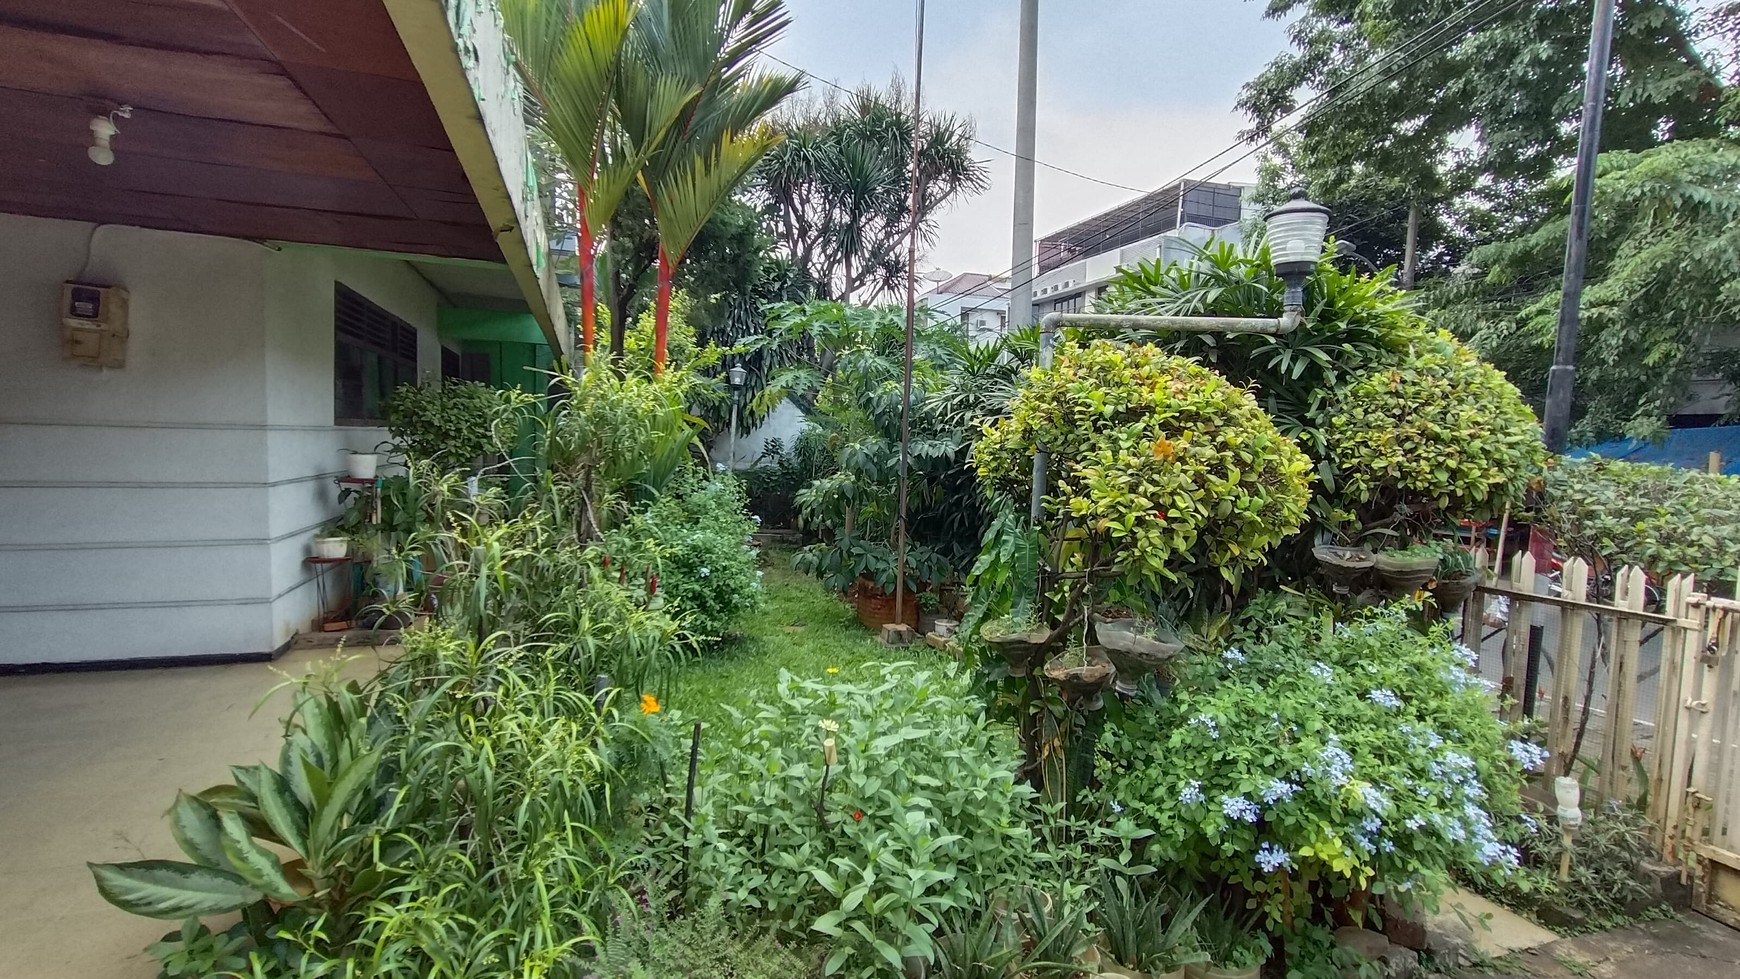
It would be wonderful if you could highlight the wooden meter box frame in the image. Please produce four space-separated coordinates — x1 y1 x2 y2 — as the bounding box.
61 282 130 368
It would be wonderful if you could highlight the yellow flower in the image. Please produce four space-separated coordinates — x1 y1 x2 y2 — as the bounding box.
639 693 661 715
826 666 841 674
1151 437 1176 461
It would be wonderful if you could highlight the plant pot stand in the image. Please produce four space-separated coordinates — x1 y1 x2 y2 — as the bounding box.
1430 572 1478 615
1313 544 1375 596
1373 552 1439 596
983 629 1057 677
1043 646 1115 710
1093 613 1182 695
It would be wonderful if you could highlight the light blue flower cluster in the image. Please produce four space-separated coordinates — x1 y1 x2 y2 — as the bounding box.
1368 688 1403 709
1189 713 1220 739
1304 742 1355 786
1453 642 1480 670
1222 647 1246 665
1507 739 1549 772
1262 778 1300 804
1358 784 1390 814
1255 841 1293 873
1179 780 1204 806
1309 661 1336 682
1221 795 1261 823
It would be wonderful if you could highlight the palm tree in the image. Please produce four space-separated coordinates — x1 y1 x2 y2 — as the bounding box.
621 0 801 371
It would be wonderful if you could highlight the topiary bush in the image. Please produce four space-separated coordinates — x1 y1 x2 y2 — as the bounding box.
1538 455 1740 586
1325 335 1545 531
973 340 1313 591
674 665 1039 978
1093 601 1532 927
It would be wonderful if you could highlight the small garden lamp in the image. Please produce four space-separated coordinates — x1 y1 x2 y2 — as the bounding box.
1554 775 1583 881
1265 189 1333 315
727 363 748 470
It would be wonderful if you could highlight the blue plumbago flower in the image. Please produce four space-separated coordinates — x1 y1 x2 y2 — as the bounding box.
1262 778 1300 805
1453 643 1480 670
1508 739 1549 772
1358 785 1390 813
1222 647 1246 665
1478 839 1520 869
1404 815 1426 831
1520 812 1541 833
1315 743 1355 786
1431 751 1477 785
1361 815 1383 835
1379 838 1397 854
698 566 711 578
1110 800 1125 814
1179 780 1204 806
1255 842 1293 873
1221 795 1261 823
1189 714 1220 739
1367 688 1402 709
1308 661 1335 681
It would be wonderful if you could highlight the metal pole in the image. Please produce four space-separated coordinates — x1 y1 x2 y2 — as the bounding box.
1401 201 1419 290
1007 0 1039 333
728 393 739 470
1542 0 1617 453
894 0 926 633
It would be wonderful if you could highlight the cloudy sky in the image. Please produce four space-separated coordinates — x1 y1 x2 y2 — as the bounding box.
766 0 1295 279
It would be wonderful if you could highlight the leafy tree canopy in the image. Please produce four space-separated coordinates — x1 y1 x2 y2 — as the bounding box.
751 80 990 301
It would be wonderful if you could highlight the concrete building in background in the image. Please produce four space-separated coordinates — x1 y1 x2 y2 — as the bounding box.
1029 179 1257 321
919 272 1013 343
0 0 567 669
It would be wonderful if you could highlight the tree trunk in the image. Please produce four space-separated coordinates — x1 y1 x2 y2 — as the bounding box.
653 245 673 374
579 213 596 360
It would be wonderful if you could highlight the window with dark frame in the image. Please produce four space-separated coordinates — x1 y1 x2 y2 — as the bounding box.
333 284 418 425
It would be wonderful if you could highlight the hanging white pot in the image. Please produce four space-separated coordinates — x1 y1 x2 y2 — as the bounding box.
344 451 379 480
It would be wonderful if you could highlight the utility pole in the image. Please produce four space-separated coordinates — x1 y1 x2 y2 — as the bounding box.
1401 201 1419 289
1007 0 1039 332
893 0 927 637
1543 0 1617 453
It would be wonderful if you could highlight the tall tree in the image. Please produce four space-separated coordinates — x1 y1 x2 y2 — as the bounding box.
1241 0 1722 270
620 0 801 371
753 82 990 301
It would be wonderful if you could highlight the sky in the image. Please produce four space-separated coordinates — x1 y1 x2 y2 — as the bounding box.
765 0 1296 279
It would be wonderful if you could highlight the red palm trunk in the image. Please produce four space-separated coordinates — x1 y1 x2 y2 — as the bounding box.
653 244 673 374
578 214 596 360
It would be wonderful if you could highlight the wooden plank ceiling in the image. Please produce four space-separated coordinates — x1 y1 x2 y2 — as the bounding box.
0 0 501 261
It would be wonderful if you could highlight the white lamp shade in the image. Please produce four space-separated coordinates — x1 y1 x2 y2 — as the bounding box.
728 364 748 386
1265 193 1331 275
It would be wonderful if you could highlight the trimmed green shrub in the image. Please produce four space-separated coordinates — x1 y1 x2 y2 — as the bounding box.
1539 455 1740 584
606 472 763 642
973 340 1313 590
1325 335 1545 529
675 665 1038 978
384 380 536 469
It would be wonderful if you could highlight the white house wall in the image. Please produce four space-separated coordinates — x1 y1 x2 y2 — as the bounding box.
0 213 440 667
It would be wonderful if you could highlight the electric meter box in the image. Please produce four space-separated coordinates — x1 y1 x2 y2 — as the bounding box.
60 282 129 367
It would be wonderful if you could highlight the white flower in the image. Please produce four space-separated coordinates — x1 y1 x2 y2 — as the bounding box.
751 514 762 524
698 567 711 578
715 462 728 472
819 719 839 732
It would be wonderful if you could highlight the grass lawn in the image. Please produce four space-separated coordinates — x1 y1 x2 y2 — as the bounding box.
666 552 944 727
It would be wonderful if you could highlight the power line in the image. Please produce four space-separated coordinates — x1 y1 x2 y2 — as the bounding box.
959 0 1528 318
764 53 1149 194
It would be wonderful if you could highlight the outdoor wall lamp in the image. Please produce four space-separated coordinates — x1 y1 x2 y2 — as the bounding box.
728 363 748 387
726 362 748 471
1027 192 1332 520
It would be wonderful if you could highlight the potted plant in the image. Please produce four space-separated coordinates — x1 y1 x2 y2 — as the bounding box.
980 607 1054 676
1093 608 1184 695
1312 542 1375 595
1094 874 1208 979
1430 541 1478 612
342 447 380 480
1043 645 1115 711
1186 901 1267 979
311 532 349 560
793 537 940 629
1372 542 1441 595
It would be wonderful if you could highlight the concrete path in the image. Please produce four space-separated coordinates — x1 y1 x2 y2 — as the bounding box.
1436 886 1563 956
1460 913 1740 979
0 648 389 979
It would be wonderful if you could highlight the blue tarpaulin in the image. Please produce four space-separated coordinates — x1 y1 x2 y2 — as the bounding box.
1571 426 1740 475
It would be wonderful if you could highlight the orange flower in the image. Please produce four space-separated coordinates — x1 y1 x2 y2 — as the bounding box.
852 810 864 822
1151 437 1175 461
639 693 661 715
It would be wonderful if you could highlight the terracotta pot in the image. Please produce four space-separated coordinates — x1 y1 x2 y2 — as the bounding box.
851 577 918 630
1043 646 1116 710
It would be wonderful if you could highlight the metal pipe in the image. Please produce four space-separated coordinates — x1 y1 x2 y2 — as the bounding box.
1025 306 1302 527
893 0 927 634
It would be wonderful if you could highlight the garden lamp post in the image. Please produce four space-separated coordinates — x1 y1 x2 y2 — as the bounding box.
727 362 747 470
1027 191 1331 523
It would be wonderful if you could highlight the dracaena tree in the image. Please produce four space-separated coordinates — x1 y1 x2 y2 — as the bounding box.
622 0 801 371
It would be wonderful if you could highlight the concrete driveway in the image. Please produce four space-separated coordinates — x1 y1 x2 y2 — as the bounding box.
0 647 388 979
